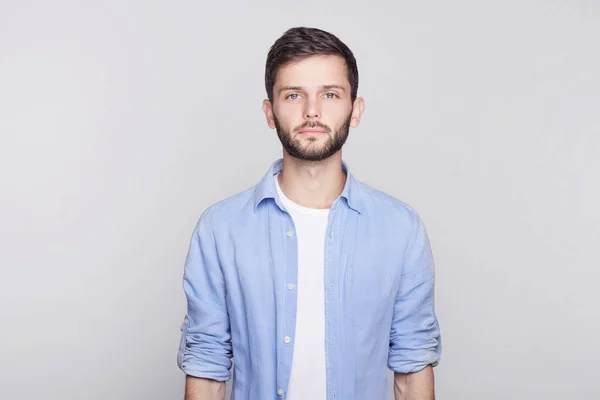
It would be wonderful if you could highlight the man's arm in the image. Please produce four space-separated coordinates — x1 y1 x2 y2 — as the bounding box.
394 366 434 400
178 208 233 397
388 213 441 399
185 376 226 400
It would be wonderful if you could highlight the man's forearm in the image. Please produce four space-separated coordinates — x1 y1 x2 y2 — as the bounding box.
394 365 435 400
185 376 226 400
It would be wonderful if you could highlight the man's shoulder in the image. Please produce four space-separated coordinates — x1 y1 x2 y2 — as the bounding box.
195 185 258 229
355 179 421 224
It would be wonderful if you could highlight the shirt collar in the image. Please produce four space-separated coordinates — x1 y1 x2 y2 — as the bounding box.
253 158 363 214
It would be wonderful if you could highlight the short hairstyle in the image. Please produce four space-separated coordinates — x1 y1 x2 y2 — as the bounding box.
265 27 359 102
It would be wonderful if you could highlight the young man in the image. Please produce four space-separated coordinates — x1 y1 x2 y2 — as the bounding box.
178 27 442 400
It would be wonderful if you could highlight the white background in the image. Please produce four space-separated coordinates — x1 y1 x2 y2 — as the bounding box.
1 1 598 399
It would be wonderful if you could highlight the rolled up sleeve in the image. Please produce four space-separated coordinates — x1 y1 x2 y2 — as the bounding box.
177 208 233 381
388 214 442 374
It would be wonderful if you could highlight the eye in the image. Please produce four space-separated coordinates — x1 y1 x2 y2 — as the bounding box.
324 92 338 99
286 93 300 100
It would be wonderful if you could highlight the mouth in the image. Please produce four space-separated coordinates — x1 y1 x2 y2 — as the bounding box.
297 129 328 136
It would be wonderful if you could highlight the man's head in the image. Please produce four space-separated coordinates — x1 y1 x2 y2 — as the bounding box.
262 27 365 162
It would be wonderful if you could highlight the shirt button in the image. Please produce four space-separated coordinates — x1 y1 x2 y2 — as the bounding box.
287 283 295 290
286 230 293 238
277 388 284 397
283 336 291 344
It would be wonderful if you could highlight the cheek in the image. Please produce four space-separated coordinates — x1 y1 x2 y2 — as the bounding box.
323 103 352 126
275 102 303 117
275 104 304 127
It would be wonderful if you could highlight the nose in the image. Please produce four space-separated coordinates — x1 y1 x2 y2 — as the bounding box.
304 96 320 119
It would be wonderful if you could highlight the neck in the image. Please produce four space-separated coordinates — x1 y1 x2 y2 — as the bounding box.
277 151 346 209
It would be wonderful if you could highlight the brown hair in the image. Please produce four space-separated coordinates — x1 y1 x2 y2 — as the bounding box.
265 27 359 102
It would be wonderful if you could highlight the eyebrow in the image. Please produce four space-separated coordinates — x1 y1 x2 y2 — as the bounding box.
278 84 347 94
321 84 346 91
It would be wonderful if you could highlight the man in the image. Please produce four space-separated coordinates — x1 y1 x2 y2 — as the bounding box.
178 27 441 400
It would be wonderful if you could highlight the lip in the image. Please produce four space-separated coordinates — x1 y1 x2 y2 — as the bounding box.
297 129 328 135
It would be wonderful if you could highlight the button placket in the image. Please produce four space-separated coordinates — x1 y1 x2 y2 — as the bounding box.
279 215 297 400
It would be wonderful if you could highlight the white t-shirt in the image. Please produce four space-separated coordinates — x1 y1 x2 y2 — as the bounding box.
274 173 329 400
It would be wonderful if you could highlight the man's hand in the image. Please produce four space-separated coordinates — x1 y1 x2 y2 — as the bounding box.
185 376 226 400
394 365 435 400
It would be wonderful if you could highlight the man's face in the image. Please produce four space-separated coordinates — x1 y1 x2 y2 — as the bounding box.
263 55 363 162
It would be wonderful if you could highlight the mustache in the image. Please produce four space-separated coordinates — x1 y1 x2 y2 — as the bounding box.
293 121 332 133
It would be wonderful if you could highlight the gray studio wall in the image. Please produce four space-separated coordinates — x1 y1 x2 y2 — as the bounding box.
1 1 598 399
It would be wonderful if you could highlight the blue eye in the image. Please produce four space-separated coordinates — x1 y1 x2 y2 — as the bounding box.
287 93 300 100
325 93 338 99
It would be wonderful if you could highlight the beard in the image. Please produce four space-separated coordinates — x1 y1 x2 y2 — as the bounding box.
274 111 352 162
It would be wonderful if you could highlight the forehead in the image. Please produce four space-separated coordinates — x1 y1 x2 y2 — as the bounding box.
275 54 349 89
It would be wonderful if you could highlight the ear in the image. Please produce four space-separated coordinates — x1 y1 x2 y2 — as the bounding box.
349 97 365 128
262 99 276 129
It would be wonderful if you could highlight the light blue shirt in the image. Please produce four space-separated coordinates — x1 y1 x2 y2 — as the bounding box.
178 159 441 400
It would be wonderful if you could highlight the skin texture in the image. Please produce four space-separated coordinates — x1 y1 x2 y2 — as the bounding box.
185 376 225 400
394 366 435 400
